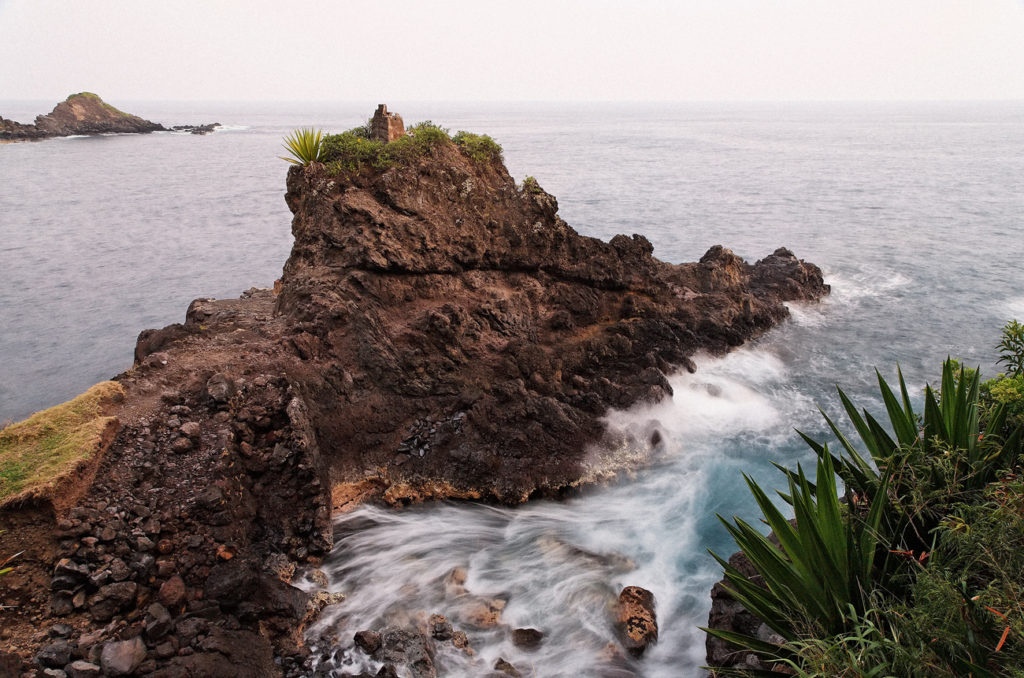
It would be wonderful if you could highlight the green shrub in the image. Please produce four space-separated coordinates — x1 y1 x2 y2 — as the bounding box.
996 319 1024 376
280 128 325 166
320 121 452 175
453 130 503 163
707 354 1024 677
522 176 542 194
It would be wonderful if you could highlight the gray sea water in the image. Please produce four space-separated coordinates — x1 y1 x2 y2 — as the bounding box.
2 101 1023 676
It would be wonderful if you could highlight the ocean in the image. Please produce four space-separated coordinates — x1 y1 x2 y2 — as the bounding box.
1 100 1022 676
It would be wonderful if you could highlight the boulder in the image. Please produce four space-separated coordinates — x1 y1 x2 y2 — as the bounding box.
616 586 658 657
100 636 146 677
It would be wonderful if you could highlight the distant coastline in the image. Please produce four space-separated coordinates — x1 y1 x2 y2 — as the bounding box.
0 92 218 141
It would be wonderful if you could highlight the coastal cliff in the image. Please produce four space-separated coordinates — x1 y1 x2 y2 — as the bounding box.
0 116 828 676
0 93 216 140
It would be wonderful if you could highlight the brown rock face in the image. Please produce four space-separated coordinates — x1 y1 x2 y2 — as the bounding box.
0 93 219 141
0 117 828 675
274 140 828 503
32 93 164 136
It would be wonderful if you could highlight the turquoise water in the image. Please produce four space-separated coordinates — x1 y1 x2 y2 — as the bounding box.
2 101 1023 675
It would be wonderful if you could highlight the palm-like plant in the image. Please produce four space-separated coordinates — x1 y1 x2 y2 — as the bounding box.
705 451 893 675
280 128 325 165
705 359 1024 676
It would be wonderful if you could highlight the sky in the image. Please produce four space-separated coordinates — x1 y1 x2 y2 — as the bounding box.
2 0 1024 102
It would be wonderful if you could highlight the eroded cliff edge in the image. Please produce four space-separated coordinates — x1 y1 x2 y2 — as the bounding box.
0 125 828 676
268 139 828 504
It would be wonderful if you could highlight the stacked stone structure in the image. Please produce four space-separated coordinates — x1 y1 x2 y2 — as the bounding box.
370 104 405 142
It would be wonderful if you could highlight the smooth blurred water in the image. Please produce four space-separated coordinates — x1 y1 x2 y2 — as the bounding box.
2 101 1023 675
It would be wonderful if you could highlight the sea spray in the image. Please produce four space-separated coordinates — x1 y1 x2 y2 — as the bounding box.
309 348 820 677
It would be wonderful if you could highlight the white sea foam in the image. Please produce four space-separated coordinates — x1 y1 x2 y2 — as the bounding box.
307 347 812 676
823 269 911 304
1004 296 1024 320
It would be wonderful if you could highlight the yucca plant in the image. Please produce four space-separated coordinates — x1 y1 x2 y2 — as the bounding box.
703 451 894 676
793 360 1022 548
280 127 325 165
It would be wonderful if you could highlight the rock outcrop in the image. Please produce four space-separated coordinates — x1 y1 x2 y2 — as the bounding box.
273 139 828 504
0 92 218 141
0 112 828 675
616 586 658 657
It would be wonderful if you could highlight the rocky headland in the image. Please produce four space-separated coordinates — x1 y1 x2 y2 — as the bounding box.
0 93 218 141
0 113 828 677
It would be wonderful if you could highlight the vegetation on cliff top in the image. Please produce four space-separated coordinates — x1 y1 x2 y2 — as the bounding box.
0 381 123 504
282 121 503 174
64 92 131 117
707 320 1024 676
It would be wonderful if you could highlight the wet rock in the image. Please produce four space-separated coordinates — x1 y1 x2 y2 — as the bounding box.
428 614 453 641
100 636 146 677
463 598 506 628
378 626 436 678
511 627 544 649
705 546 772 670
493 658 522 677
354 630 381 654
616 586 658 657
451 630 469 650
89 581 137 622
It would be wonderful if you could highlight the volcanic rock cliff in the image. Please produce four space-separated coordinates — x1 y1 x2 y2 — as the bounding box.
0 122 828 676
270 140 828 504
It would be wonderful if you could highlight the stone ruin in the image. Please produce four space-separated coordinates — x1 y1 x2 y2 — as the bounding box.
370 104 405 142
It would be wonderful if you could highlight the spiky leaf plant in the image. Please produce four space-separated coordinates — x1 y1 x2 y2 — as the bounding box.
704 451 894 677
280 128 325 165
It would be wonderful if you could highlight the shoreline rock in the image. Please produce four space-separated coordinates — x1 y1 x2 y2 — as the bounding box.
0 92 218 141
0 108 829 675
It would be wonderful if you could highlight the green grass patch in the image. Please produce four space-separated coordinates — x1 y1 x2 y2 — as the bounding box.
64 92 131 117
0 381 123 504
452 131 503 163
318 122 504 176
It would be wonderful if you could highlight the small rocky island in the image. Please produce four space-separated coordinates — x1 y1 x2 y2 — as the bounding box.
0 108 828 677
0 92 218 141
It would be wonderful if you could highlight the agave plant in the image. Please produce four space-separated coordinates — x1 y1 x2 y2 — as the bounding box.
798 360 1021 516
706 359 1024 675
280 127 325 165
704 451 893 672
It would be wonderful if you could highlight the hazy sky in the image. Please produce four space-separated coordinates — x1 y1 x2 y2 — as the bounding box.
2 0 1024 102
